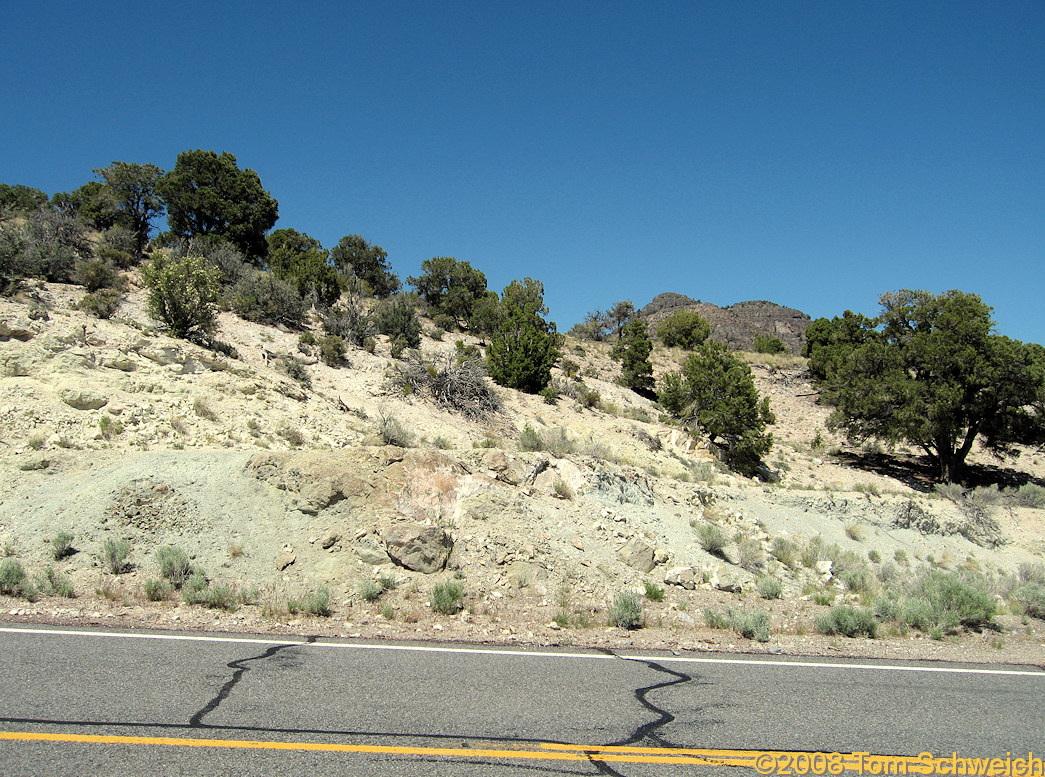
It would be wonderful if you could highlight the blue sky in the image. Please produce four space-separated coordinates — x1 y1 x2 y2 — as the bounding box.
3 1 1042 342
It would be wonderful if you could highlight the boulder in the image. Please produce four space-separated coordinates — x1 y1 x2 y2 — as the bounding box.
59 388 108 411
383 524 452 573
0 319 35 342
712 569 747 593
353 539 390 566
320 531 340 550
275 552 296 571
664 566 698 590
617 537 657 572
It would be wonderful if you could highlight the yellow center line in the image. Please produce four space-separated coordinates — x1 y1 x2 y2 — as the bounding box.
1 730 950 771
0 731 750 765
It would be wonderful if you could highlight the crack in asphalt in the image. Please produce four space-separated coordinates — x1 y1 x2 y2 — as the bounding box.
581 649 695 776
189 636 316 728
12 636 692 775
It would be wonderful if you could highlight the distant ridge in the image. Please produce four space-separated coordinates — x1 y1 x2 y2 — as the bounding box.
638 293 811 354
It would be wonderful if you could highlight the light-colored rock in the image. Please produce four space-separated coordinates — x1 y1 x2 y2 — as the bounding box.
320 531 340 550
59 388 108 411
353 540 390 566
383 524 452 573
275 552 296 571
617 536 657 572
664 566 697 589
713 569 747 593
0 319 35 342
720 542 742 566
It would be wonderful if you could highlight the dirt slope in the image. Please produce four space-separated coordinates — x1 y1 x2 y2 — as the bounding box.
1 281 1042 664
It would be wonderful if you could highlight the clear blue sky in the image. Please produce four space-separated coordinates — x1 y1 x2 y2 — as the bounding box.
3 1 1042 342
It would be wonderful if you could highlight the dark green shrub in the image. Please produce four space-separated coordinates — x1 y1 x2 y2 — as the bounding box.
375 294 422 349
753 335 787 354
230 269 307 329
267 228 340 307
486 278 561 394
1 207 89 285
75 288 124 319
643 581 665 601
659 341 775 474
319 335 346 367
611 319 655 396
432 313 457 332
141 250 220 339
657 310 710 349
408 256 489 324
74 257 120 292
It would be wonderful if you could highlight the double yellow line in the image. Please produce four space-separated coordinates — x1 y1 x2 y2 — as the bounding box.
0 731 769 766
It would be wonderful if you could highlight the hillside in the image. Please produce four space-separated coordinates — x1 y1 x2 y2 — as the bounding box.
639 292 812 353
0 279 1043 664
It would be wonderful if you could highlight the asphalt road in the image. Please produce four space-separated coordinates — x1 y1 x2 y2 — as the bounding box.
0 625 1042 776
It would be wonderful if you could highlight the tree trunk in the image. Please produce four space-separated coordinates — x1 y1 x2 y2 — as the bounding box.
933 439 962 483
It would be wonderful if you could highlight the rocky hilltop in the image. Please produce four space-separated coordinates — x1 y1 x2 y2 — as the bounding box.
639 292 812 353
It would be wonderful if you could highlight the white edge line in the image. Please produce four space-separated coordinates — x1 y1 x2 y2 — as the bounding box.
1 626 1042 677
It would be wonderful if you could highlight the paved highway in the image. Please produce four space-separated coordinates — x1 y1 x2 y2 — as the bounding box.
0 625 1042 775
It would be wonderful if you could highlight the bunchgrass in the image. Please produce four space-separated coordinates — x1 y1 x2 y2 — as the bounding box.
757 577 783 600
289 587 332 617
704 607 771 642
51 531 75 561
694 523 728 557
357 579 383 602
102 538 131 575
155 545 192 587
609 590 643 629
814 606 879 638
429 581 464 615
643 581 665 601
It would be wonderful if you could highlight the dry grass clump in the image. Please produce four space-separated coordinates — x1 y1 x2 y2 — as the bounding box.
389 354 500 421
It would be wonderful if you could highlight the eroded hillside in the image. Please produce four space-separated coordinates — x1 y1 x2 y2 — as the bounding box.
1 280 1043 663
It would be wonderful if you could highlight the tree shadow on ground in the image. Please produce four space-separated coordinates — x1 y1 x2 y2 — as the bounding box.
834 450 1045 492
832 452 938 493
